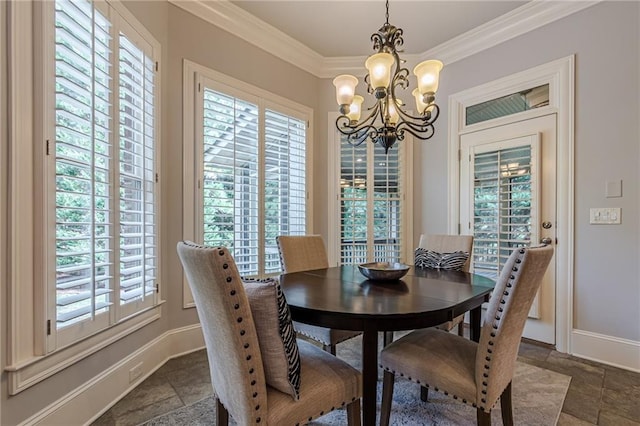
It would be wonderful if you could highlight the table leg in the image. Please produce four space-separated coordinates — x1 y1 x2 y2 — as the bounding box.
361 329 378 426
470 305 482 342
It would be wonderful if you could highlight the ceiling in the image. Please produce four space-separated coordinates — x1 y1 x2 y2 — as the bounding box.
229 1 529 58
176 1 595 77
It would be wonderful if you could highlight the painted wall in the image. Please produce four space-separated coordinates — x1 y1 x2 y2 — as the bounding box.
417 1 639 341
2 1 638 424
1 1 323 424
319 2 640 342
164 3 321 328
0 2 171 425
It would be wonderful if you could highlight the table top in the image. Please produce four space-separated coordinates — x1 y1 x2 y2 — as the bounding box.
279 265 495 332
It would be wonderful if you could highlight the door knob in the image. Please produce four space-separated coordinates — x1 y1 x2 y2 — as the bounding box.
540 237 552 245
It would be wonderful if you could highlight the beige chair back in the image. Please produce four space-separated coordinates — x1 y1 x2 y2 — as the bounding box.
419 234 474 272
276 235 329 273
475 244 553 411
177 241 268 425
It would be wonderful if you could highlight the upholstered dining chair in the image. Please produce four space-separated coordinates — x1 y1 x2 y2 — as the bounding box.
177 241 362 426
417 233 475 336
379 244 553 426
276 235 362 355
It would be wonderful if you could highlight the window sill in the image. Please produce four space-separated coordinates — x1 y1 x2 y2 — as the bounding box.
5 302 164 395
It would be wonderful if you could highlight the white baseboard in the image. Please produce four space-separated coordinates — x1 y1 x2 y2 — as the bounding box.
22 324 205 426
571 329 640 372
20 325 639 425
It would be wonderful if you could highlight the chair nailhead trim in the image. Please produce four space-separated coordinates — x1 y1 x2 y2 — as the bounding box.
223 263 229 269
477 246 527 411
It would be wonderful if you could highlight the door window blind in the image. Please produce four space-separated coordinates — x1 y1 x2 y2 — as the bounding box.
472 145 534 279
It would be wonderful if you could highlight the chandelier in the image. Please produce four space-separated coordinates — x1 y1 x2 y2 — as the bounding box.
333 0 443 154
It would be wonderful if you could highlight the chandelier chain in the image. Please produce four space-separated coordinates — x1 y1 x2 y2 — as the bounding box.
385 0 389 25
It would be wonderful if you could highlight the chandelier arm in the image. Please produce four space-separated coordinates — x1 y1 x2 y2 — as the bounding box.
395 102 440 124
333 0 442 154
396 120 436 141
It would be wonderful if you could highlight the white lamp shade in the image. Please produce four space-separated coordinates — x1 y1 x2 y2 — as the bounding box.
412 88 434 114
333 74 358 106
365 53 394 90
413 59 443 94
347 95 364 122
388 99 401 125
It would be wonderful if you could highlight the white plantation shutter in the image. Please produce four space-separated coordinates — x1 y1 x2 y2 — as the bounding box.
339 139 405 264
340 142 368 264
263 109 306 274
54 0 113 329
472 144 536 279
118 31 157 313
201 88 260 276
198 81 309 277
52 0 159 341
372 147 402 261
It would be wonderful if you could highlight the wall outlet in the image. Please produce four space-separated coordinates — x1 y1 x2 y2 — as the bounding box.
589 207 621 224
129 362 143 383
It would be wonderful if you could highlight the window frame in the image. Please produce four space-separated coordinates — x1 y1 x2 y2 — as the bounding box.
6 0 163 395
327 113 414 266
182 59 314 307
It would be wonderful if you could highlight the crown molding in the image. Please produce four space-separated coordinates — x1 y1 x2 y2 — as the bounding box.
418 0 601 66
170 0 600 79
169 0 324 76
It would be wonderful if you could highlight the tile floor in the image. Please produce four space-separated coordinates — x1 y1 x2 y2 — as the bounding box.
92 336 640 426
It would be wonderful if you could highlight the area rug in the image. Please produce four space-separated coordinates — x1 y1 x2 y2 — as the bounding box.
142 335 570 425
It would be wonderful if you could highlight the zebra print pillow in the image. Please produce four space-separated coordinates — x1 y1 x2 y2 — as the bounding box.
414 248 470 271
243 277 301 400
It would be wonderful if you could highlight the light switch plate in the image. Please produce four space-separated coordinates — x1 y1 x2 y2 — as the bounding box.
605 180 622 198
590 207 621 224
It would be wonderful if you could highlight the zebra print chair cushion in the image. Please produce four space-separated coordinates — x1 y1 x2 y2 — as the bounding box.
243 277 301 400
414 248 470 271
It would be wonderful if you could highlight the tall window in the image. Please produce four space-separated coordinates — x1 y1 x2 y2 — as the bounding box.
196 75 310 277
50 0 159 345
337 135 408 265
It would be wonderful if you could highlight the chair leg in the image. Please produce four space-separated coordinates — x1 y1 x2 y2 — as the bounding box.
346 398 361 426
383 331 394 346
476 408 491 426
458 321 465 336
323 344 337 355
380 370 396 426
420 385 429 402
216 398 229 426
500 381 514 426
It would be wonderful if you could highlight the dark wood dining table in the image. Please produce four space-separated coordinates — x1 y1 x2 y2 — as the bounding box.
279 264 496 426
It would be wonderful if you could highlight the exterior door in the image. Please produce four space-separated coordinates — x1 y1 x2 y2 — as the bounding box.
460 114 556 344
